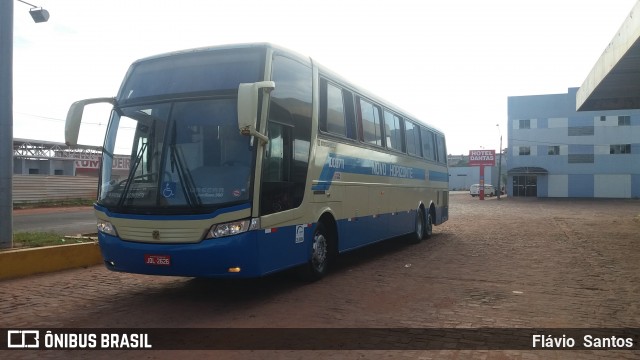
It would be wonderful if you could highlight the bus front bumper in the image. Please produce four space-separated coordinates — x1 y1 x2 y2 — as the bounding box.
97 231 261 278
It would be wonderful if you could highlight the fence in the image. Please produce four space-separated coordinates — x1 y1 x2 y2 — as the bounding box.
13 175 97 203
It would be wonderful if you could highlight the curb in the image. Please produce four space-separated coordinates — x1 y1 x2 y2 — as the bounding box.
0 242 103 281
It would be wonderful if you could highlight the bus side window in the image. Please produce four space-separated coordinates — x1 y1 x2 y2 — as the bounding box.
384 110 404 152
405 120 421 156
320 79 357 141
322 80 347 136
358 97 383 146
436 134 447 164
343 90 357 140
421 127 436 161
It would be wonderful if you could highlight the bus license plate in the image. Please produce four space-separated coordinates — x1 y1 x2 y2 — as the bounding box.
145 254 171 266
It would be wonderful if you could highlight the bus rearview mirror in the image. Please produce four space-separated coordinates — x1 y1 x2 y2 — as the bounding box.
65 97 117 146
237 81 275 145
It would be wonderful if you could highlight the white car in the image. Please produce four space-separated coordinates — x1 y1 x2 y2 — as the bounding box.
470 184 496 197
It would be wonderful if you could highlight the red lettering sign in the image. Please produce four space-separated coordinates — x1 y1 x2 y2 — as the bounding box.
74 156 131 170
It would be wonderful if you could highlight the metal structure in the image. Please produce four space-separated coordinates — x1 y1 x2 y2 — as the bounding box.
577 1 640 111
13 138 102 160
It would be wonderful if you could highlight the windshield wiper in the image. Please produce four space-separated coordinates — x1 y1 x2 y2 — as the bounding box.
169 144 202 207
118 141 148 207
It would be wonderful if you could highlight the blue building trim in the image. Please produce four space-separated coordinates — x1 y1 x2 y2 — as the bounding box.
568 174 594 197
632 175 640 198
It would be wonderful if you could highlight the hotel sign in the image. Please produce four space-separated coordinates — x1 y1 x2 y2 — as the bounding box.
468 150 496 166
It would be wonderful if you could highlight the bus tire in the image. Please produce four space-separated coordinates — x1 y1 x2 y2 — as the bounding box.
409 207 426 244
425 210 433 239
299 222 331 281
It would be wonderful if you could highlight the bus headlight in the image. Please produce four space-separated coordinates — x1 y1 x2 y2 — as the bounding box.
97 219 118 236
206 218 259 239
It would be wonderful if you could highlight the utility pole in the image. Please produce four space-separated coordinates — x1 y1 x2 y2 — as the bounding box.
0 0 50 249
497 134 503 200
0 0 15 249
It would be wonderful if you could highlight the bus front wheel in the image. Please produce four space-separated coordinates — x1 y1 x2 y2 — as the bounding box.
299 222 331 281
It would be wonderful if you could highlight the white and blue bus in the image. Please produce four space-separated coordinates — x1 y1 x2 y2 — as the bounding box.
65 43 449 280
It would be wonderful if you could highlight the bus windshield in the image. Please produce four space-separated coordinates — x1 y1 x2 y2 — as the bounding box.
98 98 253 213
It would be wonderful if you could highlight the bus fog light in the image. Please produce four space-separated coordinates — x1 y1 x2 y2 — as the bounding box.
97 220 118 236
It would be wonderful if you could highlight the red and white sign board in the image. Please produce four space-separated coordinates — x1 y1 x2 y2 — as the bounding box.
75 156 130 170
468 150 496 167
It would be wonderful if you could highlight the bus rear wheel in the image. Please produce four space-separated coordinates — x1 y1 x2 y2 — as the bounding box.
425 211 433 239
299 222 331 281
410 207 426 244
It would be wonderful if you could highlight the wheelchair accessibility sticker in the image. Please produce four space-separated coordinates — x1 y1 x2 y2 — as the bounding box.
162 182 176 198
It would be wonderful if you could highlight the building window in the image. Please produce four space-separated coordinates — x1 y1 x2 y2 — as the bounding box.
610 144 631 154
618 116 631 126
548 146 560 155
519 146 530 156
600 116 606 122
54 170 64 175
568 154 594 163
568 126 594 136
519 119 530 129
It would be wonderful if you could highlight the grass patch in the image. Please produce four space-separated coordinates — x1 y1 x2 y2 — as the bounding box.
13 199 95 210
13 232 93 248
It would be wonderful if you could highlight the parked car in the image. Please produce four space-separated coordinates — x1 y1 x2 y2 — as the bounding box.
470 184 496 197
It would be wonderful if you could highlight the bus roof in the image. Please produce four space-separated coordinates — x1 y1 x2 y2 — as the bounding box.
130 42 444 135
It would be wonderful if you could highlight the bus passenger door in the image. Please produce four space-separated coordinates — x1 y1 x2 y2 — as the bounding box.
257 54 313 273
261 121 295 214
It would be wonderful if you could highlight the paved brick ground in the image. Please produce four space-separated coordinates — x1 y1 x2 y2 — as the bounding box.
1 194 639 359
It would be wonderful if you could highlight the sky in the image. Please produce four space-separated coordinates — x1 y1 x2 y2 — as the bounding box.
11 0 638 155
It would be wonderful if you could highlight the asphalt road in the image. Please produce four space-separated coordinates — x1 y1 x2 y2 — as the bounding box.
13 207 96 235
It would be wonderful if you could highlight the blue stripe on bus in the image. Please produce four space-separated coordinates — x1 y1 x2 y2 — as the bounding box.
428 170 449 182
96 205 448 278
94 202 251 220
312 153 426 191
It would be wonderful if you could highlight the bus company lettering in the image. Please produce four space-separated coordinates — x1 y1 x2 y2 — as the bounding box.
328 156 345 169
390 164 413 179
372 162 413 179
372 161 387 176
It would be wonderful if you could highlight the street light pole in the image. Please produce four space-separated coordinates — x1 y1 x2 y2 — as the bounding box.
497 135 503 200
0 0 15 249
496 124 503 200
0 0 49 249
